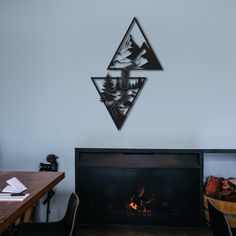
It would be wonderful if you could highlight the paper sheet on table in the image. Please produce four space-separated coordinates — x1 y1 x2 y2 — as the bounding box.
2 177 27 193
0 193 30 201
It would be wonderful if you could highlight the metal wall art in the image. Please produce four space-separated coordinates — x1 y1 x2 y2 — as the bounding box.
91 17 163 130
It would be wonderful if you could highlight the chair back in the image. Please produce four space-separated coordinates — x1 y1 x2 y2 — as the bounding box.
62 192 80 236
207 199 233 236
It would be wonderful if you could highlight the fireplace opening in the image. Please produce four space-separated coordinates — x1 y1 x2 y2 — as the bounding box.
75 149 203 228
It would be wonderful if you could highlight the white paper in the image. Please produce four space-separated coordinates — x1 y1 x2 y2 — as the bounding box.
2 185 19 193
2 177 27 193
0 193 30 201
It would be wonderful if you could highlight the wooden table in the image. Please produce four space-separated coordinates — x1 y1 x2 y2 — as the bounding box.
0 171 65 234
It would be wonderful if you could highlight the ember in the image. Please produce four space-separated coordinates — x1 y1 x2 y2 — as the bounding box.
128 187 156 216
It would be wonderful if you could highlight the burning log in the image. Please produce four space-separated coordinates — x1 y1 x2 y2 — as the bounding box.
128 187 156 216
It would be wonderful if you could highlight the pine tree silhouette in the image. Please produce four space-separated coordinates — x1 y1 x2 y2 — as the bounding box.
100 74 116 106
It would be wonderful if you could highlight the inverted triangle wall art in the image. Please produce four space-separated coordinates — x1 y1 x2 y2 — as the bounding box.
91 17 163 130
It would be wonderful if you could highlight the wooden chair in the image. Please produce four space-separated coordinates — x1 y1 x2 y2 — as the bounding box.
207 199 235 236
11 193 79 236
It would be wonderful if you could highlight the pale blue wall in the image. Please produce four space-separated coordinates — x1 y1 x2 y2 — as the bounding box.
0 0 236 220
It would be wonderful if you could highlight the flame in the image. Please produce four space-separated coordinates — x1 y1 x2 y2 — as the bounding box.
128 187 156 217
129 202 138 210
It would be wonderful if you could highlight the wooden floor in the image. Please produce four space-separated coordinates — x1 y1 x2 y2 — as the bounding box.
78 226 212 236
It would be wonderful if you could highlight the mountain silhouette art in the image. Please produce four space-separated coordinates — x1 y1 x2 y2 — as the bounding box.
92 75 146 130
91 17 163 130
108 17 163 70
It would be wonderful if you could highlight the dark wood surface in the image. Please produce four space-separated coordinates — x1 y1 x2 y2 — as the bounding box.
0 171 65 234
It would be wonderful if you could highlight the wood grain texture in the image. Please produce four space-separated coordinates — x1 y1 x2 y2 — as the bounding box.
204 194 236 228
0 171 65 233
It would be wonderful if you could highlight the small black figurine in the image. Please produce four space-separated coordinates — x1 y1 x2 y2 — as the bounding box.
39 154 58 172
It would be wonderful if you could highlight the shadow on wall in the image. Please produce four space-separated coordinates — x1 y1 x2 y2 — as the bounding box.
34 189 70 222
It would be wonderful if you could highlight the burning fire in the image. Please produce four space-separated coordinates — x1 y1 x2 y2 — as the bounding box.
128 187 156 216
129 202 138 210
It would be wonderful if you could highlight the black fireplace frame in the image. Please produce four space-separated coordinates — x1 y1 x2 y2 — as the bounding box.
75 148 204 228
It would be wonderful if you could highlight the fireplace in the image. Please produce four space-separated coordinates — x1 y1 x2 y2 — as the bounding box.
75 149 203 227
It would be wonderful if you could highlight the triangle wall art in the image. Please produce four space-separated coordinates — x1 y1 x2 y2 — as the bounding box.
91 17 163 130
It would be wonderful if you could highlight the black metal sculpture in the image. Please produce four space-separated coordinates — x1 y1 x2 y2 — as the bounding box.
92 17 163 130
